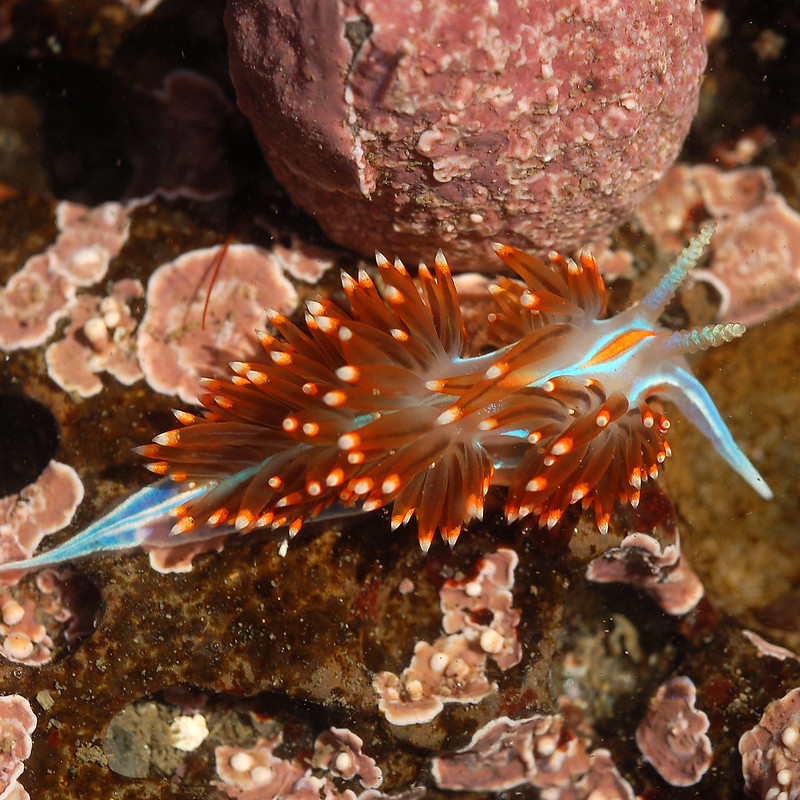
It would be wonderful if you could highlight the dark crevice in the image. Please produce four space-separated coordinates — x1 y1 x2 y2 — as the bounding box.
343 14 373 77
0 393 60 496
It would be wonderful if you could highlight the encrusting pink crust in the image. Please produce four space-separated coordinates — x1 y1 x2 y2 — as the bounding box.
0 694 36 799
137 244 299 406
0 461 84 585
586 531 704 616
740 687 800 800
373 548 521 726
226 0 707 268
635 676 712 787
636 163 800 327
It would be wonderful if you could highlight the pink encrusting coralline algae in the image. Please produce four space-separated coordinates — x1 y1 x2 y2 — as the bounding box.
312 728 382 789
0 200 132 351
742 631 800 664
214 726 423 800
226 0 707 268
137 244 300 406
740 687 800 800
635 676 712 787
0 569 88 666
431 705 637 797
45 278 144 398
636 163 800 326
137 240 337 406
432 713 589 792
0 694 36 800
374 548 521 725
586 531 704 616
0 461 83 585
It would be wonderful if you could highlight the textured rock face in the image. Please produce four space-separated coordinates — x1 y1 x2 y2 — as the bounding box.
225 0 707 267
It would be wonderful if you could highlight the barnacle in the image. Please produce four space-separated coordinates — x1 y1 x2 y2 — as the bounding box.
137 226 770 551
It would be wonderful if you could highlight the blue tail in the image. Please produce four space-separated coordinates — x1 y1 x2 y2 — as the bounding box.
0 478 369 577
0 479 213 576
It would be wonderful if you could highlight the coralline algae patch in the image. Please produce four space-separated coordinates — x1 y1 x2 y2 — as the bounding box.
226 0 707 268
45 278 144 399
0 461 84 580
136 244 300 406
0 570 93 666
634 162 800 327
0 200 132 351
635 676 712 787
0 694 36 800
740 687 800 800
586 530 704 617
374 549 522 727
214 726 395 799
431 707 639 797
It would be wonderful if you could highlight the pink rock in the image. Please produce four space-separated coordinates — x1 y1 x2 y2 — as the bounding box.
740 687 800 800
226 0 706 269
635 676 712 787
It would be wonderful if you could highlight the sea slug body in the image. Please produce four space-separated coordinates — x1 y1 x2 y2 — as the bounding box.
135 224 771 551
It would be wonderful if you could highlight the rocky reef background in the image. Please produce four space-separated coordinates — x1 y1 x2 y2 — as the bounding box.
0 1 799 798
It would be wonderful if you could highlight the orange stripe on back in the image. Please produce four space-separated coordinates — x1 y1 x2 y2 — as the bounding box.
581 329 655 368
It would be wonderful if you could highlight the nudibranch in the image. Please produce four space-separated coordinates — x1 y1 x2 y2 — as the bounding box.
0 225 771 578
132 223 769 552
